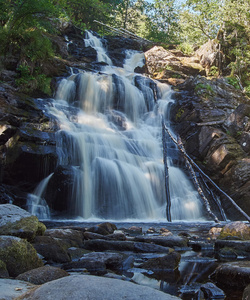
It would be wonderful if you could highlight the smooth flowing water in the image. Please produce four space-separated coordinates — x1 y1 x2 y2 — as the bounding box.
28 32 205 221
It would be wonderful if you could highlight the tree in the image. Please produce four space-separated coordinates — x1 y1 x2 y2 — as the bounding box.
179 0 222 45
145 0 180 43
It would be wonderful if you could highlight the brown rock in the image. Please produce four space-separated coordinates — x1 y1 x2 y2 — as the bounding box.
16 266 69 284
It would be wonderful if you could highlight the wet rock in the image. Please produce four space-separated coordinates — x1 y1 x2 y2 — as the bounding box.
200 282 225 299
17 274 181 300
67 247 90 260
218 221 250 240
0 204 46 241
84 231 126 241
0 235 43 277
0 184 28 207
211 261 250 289
243 284 250 300
98 222 117 234
76 252 126 272
44 228 84 248
140 251 181 271
62 259 107 275
134 235 188 248
83 239 134 252
83 239 171 253
215 240 250 259
160 228 173 236
16 265 69 284
126 226 143 236
44 165 76 214
86 225 110 236
33 236 71 263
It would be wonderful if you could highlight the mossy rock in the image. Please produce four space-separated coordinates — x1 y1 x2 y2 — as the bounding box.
219 221 250 240
0 204 46 241
0 215 42 242
0 235 43 277
0 259 9 278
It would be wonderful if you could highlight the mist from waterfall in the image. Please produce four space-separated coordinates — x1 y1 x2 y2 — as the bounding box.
28 32 205 222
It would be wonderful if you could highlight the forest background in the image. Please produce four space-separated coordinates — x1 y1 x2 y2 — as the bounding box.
0 0 249 95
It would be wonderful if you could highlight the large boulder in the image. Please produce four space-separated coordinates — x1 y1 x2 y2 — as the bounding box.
32 236 71 263
17 274 181 300
0 204 46 241
0 279 35 299
44 228 84 248
211 261 250 290
218 221 250 240
0 235 43 277
145 46 205 83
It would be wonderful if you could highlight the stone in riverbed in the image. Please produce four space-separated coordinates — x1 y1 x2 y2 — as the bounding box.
83 239 171 253
17 274 181 300
218 221 250 240
0 204 46 241
16 265 69 285
211 261 250 289
62 252 126 274
134 235 188 249
32 236 71 263
44 228 84 248
0 235 43 277
140 251 181 271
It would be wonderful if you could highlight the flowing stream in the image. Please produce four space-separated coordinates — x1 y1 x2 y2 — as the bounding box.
28 32 206 221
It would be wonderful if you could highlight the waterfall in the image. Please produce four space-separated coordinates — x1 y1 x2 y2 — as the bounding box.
84 31 113 65
29 31 206 221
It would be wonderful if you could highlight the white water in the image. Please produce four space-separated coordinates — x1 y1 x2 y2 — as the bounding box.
29 32 205 221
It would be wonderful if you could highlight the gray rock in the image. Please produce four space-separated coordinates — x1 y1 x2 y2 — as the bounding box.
0 278 35 300
0 204 45 241
33 236 71 263
44 228 84 248
83 239 171 253
17 274 181 300
200 282 225 299
134 235 188 248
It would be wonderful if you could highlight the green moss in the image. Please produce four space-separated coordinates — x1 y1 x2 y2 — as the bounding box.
219 228 250 240
0 237 43 277
0 216 39 241
176 108 185 121
37 222 47 236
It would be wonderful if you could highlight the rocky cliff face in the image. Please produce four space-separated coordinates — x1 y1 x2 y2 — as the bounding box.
144 45 250 218
0 24 249 219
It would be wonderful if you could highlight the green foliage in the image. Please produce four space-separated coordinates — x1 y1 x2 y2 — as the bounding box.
177 42 194 55
209 66 219 77
226 76 241 90
145 0 180 43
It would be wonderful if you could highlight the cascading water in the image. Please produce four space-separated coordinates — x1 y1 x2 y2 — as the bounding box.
28 32 205 221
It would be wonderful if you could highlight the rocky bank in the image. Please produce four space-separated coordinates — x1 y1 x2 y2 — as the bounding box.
1 204 250 299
